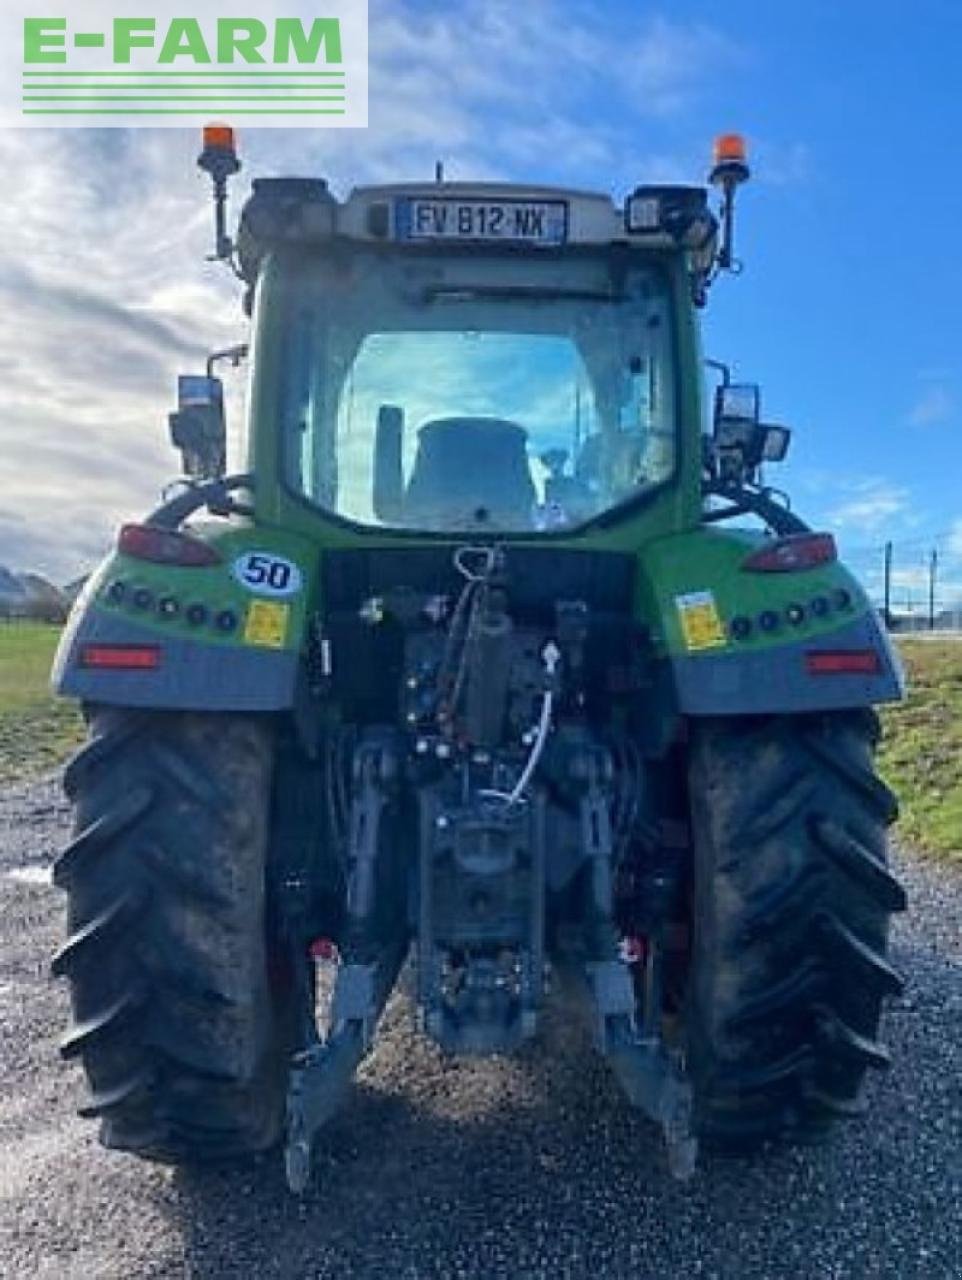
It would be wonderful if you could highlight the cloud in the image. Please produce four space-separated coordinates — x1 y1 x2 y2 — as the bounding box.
611 16 744 118
375 5 740 126
890 566 931 590
907 383 954 427
0 262 205 362
826 479 911 534
752 140 814 188
947 519 962 561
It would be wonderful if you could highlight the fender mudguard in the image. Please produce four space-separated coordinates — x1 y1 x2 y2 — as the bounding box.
637 527 904 717
53 524 317 711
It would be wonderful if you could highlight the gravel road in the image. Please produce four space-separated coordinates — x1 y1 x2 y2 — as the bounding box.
1 774 960 1279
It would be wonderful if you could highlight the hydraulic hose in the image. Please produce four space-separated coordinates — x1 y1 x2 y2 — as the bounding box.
145 473 255 530
505 689 554 806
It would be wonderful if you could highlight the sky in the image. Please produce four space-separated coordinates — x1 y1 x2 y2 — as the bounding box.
0 0 959 610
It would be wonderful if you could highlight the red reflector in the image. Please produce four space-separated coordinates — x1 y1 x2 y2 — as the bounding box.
118 523 221 567
805 649 881 676
743 533 837 573
80 645 161 671
619 936 648 965
309 937 338 962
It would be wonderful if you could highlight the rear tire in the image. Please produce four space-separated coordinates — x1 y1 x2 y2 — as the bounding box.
687 710 906 1147
52 708 292 1163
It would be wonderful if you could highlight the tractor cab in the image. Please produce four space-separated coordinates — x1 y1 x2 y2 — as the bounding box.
230 176 721 539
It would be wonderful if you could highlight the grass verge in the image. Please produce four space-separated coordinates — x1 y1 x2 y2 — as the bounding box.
878 637 962 864
0 623 84 785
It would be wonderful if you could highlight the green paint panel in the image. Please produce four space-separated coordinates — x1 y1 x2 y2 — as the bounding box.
638 527 871 658
88 524 319 655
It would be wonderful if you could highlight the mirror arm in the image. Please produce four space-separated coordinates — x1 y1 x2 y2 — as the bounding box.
702 480 809 536
206 343 250 378
146 473 255 531
704 357 731 387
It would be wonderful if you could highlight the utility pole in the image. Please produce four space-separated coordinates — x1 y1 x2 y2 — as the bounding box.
929 548 938 631
883 541 893 630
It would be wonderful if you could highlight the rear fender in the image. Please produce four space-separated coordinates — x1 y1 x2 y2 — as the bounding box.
637 527 904 716
53 524 317 711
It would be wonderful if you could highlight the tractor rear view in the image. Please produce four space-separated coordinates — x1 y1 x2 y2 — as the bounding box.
51 130 906 1191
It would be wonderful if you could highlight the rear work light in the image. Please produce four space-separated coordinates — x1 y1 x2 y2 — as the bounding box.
742 533 837 573
118 523 222 567
805 649 881 676
79 645 161 671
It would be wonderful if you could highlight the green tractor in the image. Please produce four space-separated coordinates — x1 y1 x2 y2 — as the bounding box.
51 129 906 1191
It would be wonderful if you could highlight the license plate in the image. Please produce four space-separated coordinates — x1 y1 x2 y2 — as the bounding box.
395 197 568 246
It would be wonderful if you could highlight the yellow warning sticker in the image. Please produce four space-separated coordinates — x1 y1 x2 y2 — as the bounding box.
243 600 290 649
675 591 727 652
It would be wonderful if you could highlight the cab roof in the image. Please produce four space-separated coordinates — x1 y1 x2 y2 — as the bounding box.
236 176 715 283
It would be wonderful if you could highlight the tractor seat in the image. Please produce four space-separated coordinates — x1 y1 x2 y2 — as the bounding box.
404 417 536 528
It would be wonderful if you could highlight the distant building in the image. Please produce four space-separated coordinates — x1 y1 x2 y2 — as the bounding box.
0 565 68 623
886 608 962 633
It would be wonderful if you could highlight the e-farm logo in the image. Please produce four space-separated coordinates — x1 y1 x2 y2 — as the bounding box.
3 2 367 127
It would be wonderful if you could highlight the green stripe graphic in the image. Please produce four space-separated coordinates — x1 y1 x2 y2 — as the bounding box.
22 108 347 115
20 66 352 118
22 70 344 78
23 95 346 102
21 83 341 89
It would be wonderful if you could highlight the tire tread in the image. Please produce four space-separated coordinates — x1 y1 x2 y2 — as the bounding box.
688 710 904 1147
53 709 290 1164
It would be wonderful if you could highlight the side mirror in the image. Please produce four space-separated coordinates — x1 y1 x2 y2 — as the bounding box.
169 374 226 479
761 424 791 462
714 381 760 428
373 404 404 521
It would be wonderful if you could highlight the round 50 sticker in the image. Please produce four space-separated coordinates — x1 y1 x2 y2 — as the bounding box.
232 551 303 598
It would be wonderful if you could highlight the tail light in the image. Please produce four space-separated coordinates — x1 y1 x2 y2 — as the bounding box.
80 644 161 670
742 533 837 573
118 523 222 567
805 650 881 676
309 937 339 962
